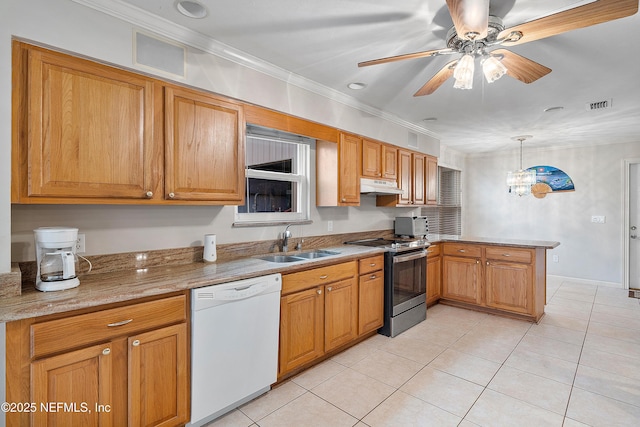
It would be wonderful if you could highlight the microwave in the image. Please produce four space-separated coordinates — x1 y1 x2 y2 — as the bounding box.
395 216 428 238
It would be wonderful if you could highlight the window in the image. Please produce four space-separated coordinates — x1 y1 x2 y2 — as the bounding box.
422 167 461 235
235 125 312 225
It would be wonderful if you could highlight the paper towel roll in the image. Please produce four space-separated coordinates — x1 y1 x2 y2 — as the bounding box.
203 234 217 262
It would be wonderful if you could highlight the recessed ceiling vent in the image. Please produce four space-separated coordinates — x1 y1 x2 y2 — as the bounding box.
586 99 613 111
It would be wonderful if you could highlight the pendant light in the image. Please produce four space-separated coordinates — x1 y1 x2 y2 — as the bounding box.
507 135 537 196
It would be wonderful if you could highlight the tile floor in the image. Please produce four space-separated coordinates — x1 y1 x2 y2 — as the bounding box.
206 278 640 426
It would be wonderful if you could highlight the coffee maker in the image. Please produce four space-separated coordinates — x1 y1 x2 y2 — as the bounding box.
34 227 80 292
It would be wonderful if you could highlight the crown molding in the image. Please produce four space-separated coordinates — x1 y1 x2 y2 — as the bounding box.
71 0 439 140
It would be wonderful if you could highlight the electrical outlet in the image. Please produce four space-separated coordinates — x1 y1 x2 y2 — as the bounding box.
76 234 86 253
327 220 333 232
552 255 559 263
591 215 606 224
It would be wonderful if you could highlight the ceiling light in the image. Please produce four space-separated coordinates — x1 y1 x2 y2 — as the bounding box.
176 0 208 19
481 55 507 83
347 82 367 90
453 54 474 90
507 135 536 197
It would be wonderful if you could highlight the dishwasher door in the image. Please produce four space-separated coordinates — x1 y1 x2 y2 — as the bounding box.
189 273 282 426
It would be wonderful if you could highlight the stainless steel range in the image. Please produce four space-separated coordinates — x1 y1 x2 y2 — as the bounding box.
345 237 429 337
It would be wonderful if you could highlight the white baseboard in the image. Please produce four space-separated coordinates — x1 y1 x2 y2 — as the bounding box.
547 274 623 289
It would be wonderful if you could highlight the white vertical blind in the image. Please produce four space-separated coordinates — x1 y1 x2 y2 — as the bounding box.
422 167 461 236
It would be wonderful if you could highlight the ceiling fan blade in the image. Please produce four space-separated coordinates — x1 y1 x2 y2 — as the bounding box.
491 49 551 84
446 0 490 40
414 60 458 96
358 48 454 67
499 0 639 46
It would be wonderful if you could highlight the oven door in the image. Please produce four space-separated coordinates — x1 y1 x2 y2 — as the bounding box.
391 249 427 316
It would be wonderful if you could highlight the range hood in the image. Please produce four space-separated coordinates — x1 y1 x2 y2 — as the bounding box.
360 178 403 195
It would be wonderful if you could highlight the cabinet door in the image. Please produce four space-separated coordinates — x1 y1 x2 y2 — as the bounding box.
325 278 359 351
128 323 189 427
362 139 382 178
413 153 426 205
279 287 324 375
442 256 482 304
397 149 413 205
485 261 534 315
338 133 361 205
31 342 113 427
426 156 438 205
358 271 384 335
25 47 161 200
382 145 398 180
426 255 442 306
165 86 245 203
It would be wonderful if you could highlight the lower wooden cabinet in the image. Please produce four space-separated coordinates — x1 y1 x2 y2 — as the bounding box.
440 243 546 321
279 256 384 379
426 244 441 306
6 293 190 427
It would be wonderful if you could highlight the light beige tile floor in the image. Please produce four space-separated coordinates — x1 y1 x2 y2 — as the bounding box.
206 279 640 427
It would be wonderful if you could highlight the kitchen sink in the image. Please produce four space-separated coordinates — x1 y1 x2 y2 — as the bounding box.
294 250 340 259
258 255 304 263
258 250 340 263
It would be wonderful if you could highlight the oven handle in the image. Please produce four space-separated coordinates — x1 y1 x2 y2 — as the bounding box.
393 250 427 264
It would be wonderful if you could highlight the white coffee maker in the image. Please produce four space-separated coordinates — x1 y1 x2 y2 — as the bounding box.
34 227 80 292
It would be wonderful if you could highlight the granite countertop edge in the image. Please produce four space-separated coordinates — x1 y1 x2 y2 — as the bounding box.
1 235 560 322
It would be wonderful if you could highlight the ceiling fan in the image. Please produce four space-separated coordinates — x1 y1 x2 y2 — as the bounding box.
358 0 639 96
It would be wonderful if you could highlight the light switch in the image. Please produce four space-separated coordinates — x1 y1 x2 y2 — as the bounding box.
591 215 606 224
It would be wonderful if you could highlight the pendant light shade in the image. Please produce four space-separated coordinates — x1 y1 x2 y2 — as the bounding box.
453 54 474 89
507 136 536 196
482 55 507 83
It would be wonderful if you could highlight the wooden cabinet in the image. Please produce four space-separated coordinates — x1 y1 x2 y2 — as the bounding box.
12 42 163 203
426 244 441 306
377 149 435 207
12 41 245 205
279 261 358 376
164 85 245 203
316 132 361 206
6 293 190 427
358 255 384 335
362 139 382 178
382 145 398 180
439 243 546 321
426 155 438 205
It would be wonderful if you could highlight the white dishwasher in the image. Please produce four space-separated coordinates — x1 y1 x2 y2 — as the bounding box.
188 273 282 426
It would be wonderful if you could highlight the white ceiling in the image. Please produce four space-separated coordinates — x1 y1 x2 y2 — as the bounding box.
114 0 640 153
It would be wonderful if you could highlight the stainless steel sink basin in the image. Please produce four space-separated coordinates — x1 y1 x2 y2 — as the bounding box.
295 250 340 259
258 255 304 263
258 250 340 263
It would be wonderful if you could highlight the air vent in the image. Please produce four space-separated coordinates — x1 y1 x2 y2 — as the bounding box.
586 99 613 111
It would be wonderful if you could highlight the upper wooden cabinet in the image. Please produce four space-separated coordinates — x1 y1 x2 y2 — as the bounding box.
413 153 426 205
382 145 398 180
317 132 361 206
426 155 438 205
164 85 245 203
12 42 163 203
12 41 245 205
362 139 382 178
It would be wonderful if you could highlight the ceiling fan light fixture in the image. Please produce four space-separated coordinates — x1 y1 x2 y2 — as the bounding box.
482 55 507 83
453 54 474 90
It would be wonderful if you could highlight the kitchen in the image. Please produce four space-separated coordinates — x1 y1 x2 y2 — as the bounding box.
2 0 640 426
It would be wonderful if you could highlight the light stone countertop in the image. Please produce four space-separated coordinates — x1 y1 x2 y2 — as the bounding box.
0 245 384 322
1 235 560 322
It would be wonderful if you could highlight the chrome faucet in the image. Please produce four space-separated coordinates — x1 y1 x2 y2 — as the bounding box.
282 224 293 252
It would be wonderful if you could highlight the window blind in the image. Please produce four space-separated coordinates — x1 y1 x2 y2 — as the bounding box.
422 167 461 236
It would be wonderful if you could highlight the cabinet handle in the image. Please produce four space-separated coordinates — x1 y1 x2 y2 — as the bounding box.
107 319 133 327
168 192 175 199
316 289 322 295
145 191 153 198
370 274 377 279
319 275 328 279
458 249 466 253
327 286 333 292
370 263 376 267
502 254 511 257
341 198 347 202
476 260 480 264
102 348 111 355
486 261 489 265
132 340 140 347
